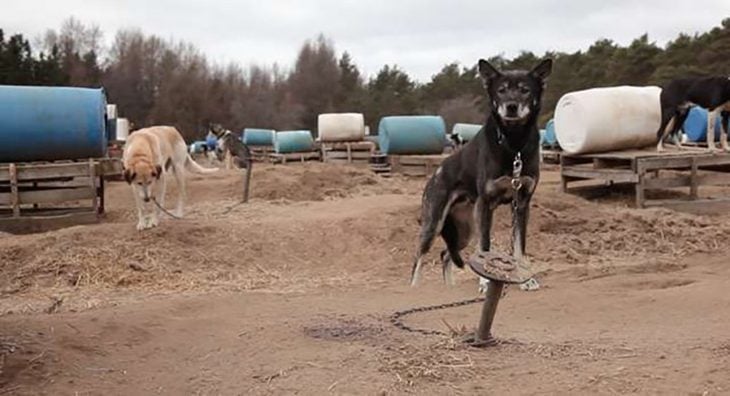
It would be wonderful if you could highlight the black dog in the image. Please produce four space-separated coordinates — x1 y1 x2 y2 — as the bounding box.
209 123 253 169
656 77 730 152
410 58 552 290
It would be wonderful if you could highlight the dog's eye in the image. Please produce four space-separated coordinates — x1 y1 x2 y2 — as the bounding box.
497 86 507 94
520 86 530 94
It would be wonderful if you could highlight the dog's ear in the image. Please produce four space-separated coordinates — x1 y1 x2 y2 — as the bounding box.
153 165 162 179
123 169 135 184
530 58 553 80
478 59 501 83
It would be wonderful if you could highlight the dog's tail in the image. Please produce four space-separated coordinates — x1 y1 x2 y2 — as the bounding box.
185 154 219 174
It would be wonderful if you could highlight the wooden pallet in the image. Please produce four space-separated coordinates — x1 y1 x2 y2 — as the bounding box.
269 151 321 164
541 149 561 165
389 154 449 177
250 146 274 162
0 158 123 232
560 149 730 208
321 141 376 165
369 153 392 177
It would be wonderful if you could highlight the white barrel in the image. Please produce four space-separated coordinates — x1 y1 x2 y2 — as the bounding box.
106 104 118 119
318 113 366 142
555 86 661 155
116 118 130 141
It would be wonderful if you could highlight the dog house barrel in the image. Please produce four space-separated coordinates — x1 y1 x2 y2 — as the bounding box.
554 86 661 155
378 115 446 155
682 106 723 142
452 123 482 142
273 130 314 153
116 118 130 141
242 128 275 146
318 113 366 142
0 85 108 162
543 119 558 147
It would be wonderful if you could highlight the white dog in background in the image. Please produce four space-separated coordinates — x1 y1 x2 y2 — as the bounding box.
122 126 218 230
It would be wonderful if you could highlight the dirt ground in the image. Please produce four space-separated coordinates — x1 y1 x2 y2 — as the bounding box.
1 162 730 395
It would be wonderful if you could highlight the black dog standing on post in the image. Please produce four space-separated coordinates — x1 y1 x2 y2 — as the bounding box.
410 58 552 292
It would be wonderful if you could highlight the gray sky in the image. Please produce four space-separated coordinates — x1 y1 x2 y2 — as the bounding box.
2 0 727 81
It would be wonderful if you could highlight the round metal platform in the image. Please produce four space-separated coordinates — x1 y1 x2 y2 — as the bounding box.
468 251 535 284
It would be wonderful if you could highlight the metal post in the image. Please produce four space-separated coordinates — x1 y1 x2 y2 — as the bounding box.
473 280 504 347
242 164 252 203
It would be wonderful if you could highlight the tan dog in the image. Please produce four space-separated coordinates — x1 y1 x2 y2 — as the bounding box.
122 126 218 230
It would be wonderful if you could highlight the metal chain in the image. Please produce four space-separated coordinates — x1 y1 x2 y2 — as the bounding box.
151 198 183 219
510 152 523 255
389 296 486 336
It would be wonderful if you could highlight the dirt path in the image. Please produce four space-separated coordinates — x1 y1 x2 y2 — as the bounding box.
1 164 729 395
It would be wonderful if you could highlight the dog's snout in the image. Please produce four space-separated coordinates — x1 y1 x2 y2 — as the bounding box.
143 197 151 203
506 103 519 115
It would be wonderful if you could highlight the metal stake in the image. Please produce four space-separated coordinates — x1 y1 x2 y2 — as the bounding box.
472 280 504 347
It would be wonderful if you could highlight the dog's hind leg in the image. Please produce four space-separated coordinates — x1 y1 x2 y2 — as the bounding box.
672 108 692 150
439 201 474 286
656 108 675 152
410 177 458 286
172 166 186 218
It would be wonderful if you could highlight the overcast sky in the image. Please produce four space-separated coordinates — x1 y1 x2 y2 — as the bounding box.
2 0 727 81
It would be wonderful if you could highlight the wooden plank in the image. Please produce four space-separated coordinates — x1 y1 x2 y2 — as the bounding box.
690 158 699 199
322 141 376 151
635 173 645 208
89 160 99 213
696 172 730 186
644 175 692 189
324 151 372 160
0 162 90 182
0 210 98 233
19 187 96 205
9 164 19 217
561 167 639 183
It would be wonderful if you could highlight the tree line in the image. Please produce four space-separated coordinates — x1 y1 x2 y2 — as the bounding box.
1 17 729 141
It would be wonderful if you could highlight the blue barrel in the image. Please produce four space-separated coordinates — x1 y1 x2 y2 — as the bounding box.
205 133 218 150
452 123 482 142
683 107 723 142
0 85 107 162
544 119 558 147
243 128 275 146
189 141 208 154
274 130 314 153
378 115 446 155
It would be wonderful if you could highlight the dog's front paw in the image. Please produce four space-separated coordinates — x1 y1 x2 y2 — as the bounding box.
520 277 540 292
478 277 490 294
136 220 146 231
149 215 160 228
173 208 184 218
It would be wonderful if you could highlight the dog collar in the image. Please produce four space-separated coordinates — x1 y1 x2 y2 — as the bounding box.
495 126 524 155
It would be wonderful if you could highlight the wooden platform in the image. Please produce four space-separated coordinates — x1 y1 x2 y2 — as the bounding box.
250 146 273 163
321 141 376 165
0 158 123 232
389 154 449 177
541 149 561 164
560 149 730 208
369 153 392 177
269 151 321 164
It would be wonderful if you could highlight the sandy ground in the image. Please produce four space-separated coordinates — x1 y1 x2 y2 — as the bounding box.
1 162 730 395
